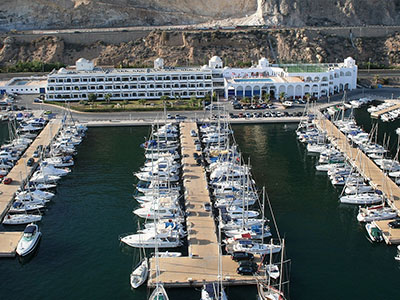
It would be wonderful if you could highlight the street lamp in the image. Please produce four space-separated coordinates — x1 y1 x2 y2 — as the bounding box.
368 58 371 74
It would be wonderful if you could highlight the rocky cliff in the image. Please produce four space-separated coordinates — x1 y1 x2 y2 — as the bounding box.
1 29 400 69
1 0 400 30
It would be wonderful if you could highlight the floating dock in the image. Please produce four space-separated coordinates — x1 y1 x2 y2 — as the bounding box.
148 122 257 287
0 119 61 257
370 100 400 118
316 117 400 244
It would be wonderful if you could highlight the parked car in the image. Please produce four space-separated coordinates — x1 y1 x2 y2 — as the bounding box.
237 265 257 275
238 260 258 269
195 144 201 151
203 203 211 212
26 158 35 167
190 130 197 137
3 177 12 185
231 251 254 262
167 114 173 119
388 219 400 229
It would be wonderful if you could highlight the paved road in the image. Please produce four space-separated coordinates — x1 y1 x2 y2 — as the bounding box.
14 87 400 123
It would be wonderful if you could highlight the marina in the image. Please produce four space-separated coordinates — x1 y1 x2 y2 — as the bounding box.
370 100 400 119
147 122 257 288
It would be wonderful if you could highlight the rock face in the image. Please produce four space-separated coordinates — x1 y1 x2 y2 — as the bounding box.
2 30 400 68
0 0 399 30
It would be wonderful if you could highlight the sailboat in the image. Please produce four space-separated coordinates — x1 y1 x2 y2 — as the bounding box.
130 257 149 289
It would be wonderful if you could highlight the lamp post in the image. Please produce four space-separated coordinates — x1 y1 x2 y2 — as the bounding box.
368 58 371 74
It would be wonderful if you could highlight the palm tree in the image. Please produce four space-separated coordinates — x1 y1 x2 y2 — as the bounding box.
304 93 311 102
279 92 286 102
104 93 112 104
138 99 146 106
263 93 270 104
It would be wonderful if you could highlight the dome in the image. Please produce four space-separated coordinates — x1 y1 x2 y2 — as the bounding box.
58 67 67 74
210 56 222 63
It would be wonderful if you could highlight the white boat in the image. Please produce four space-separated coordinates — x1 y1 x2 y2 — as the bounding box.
357 205 398 222
365 222 383 243
266 264 280 280
30 172 61 184
16 190 55 201
120 233 182 248
231 240 281 255
39 163 70 176
340 193 383 205
154 251 182 258
9 201 45 213
257 281 287 300
133 206 181 220
3 213 42 225
130 258 149 289
395 245 400 261
43 156 74 167
149 284 169 300
16 223 42 256
344 184 373 195
307 143 327 154
201 282 228 300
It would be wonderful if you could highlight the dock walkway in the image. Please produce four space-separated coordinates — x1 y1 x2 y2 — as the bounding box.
316 117 400 244
148 122 256 287
0 119 61 257
371 100 400 118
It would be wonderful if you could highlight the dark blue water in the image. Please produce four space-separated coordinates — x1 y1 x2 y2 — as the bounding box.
0 123 399 300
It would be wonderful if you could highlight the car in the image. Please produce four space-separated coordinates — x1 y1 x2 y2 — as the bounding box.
26 158 35 167
195 144 201 151
238 260 258 269
238 113 244 118
175 114 187 120
44 110 52 115
388 219 400 229
34 98 43 103
167 114 173 119
231 251 254 262
203 203 211 212
3 177 12 185
194 139 200 145
190 130 197 137
196 158 203 166
237 265 257 275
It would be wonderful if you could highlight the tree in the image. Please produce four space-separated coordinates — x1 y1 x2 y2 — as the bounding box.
104 93 112 104
88 93 97 103
279 92 286 101
242 97 250 104
189 96 198 107
263 93 270 104
138 99 146 106
373 75 380 86
304 93 311 102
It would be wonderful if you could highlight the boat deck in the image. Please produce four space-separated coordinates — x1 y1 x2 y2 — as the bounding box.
316 117 400 244
0 119 61 257
370 100 400 118
148 122 257 287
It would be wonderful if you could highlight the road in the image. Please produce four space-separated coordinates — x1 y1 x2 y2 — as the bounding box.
13 87 400 123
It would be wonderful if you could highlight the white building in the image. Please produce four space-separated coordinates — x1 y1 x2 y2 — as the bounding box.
46 58 214 101
0 77 47 95
224 57 357 99
46 56 357 101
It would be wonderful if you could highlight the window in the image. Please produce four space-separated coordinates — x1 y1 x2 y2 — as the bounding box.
106 78 113 82
72 78 80 82
82 78 88 82
97 78 104 82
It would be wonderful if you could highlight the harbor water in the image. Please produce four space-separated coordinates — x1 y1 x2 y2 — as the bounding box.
0 121 399 299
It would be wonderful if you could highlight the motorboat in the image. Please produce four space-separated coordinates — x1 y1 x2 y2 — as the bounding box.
344 184 373 195
356 205 398 222
3 213 42 225
395 245 400 261
16 190 55 201
266 264 280 280
224 225 272 239
201 282 228 300
43 156 74 167
340 193 383 205
9 201 45 213
365 222 383 243
30 172 61 184
130 258 149 289
39 162 70 176
16 223 42 256
120 232 182 248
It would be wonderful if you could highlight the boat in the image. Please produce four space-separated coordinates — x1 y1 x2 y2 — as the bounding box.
120 232 182 248
9 201 45 213
130 257 149 289
3 213 42 225
201 282 228 300
16 223 42 256
149 284 169 300
154 251 182 258
339 193 382 205
265 264 280 280
231 240 281 255
365 223 383 243
395 245 400 261
357 205 398 222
